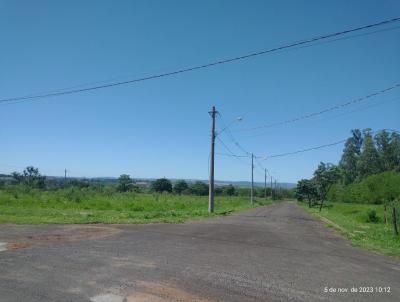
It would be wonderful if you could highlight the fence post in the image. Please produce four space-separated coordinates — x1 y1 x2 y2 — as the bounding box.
392 207 398 236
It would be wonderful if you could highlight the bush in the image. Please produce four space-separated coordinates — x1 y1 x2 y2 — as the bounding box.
366 209 379 223
327 172 400 204
223 184 236 196
151 178 172 193
173 180 188 194
190 181 208 196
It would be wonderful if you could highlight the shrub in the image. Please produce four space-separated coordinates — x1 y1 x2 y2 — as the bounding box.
173 180 189 194
327 172 400 204
366 209 379 223
151 178 172 193
190 181 208 196
223 184 236 196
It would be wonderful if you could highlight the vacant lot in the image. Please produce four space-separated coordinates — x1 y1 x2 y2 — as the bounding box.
0 189 271 224
301 202 400 257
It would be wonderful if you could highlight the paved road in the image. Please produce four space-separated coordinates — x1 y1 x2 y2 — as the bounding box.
0 201 399 301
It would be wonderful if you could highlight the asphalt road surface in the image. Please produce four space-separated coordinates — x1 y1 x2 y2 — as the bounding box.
0 201 399 302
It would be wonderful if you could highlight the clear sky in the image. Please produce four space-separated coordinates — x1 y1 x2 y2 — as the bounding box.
1 1 399 183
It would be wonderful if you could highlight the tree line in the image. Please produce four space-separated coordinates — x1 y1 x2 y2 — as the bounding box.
297 129 400 205
0 167 294 199
296 129 400 235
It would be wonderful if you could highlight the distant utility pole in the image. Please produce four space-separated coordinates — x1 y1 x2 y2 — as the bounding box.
270 176 273 199
208 106 217 213
64 169 67 184
264 168 267 199
274 180 277 200
251 153 254 204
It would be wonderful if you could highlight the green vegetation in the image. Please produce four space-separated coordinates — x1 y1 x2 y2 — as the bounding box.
296 129 400 205
296 129 400 256
151 178 173 193
0 187 273 224
116 174 134 192
0 166 283 224
327 171 400 204
300 202 400 257
296 129 400 236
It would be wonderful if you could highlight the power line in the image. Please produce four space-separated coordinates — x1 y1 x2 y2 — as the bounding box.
216 128 400 160
218 114 251 156
1 17 400 105
216 152 249 158
260 128 400 159
264 139 347 159
279 24 400 54
216 137 249 166
216 150 275 182
216 139 345 159
216 136 236 157
255 157 267 173
235 83 400 132
238 95 400 140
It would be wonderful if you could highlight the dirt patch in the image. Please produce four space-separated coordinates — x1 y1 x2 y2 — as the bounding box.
126 281 213 302
5 225 120 251
6 242 31 250
26 225 120 242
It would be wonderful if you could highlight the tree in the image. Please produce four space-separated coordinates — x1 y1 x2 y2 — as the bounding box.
151 178 172 193
173 180 189 194
117 174 133 192
68 179 90 189
223 184 236 196
190 181 209 196
12 166 46 189
375 130 394 172
390 132 400 172
357 129 380 180
296 179 318 207
313 162 341 211
339 129 363 184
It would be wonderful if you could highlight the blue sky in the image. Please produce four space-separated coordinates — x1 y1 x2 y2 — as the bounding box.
1 1 399 183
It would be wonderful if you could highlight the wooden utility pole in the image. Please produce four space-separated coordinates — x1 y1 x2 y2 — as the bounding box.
251 153 254 204
208 106 217 213
264 168 267 199
274 180 277 200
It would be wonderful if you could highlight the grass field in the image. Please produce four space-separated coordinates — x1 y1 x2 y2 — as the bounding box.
0 189 272 224
300 202 400 257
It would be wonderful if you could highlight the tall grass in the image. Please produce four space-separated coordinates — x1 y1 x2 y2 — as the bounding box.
0 187 271 224
301 202 400 257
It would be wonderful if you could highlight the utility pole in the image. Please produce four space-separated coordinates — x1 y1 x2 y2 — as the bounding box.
270 176 273 199
274 180 277 200
64 169 67 186
208 106 217 213
251 153 254 204
264 168 267 199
